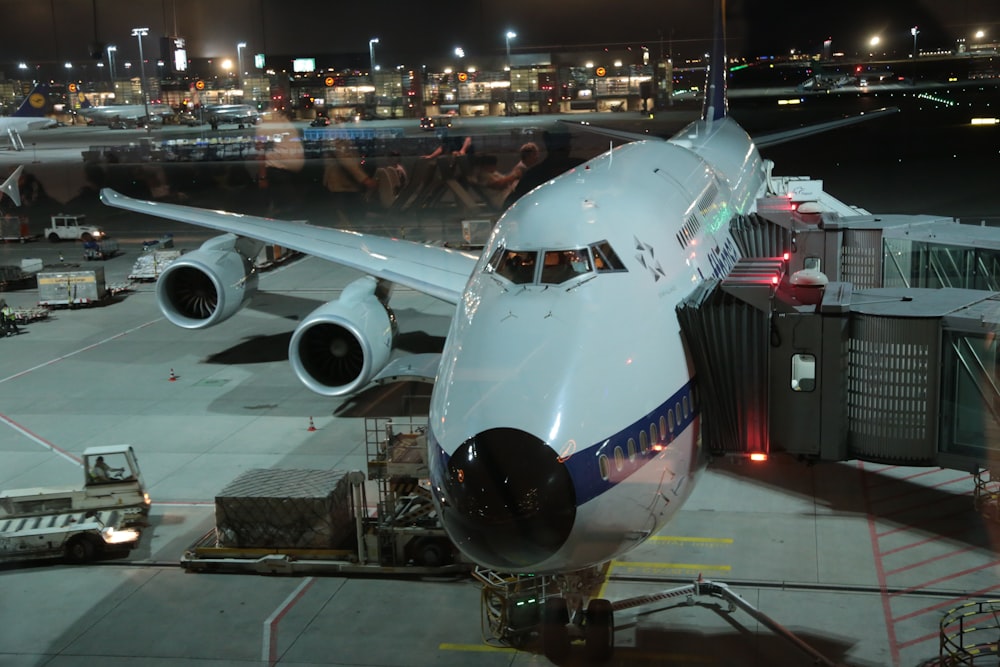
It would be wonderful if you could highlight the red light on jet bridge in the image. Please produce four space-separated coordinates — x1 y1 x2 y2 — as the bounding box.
749 453 768 462
771 276 779 285
782 252 790 261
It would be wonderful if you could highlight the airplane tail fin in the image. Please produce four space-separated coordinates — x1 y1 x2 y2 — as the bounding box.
12 83 51 118
701 0 728 122
0 166 24 207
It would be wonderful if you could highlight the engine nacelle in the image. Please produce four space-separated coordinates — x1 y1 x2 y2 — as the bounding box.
289 276 396 396
156 234 262 329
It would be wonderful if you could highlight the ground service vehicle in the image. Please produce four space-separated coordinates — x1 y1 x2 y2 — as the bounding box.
0 445 150 523
0 509 141 564
181 418 469 575
44 214 107 242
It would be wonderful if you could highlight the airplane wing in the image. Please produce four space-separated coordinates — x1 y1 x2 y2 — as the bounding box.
751 106 899 148
100 189 478 304
560 106 900 149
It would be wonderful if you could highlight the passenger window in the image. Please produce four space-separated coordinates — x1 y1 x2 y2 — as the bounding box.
791 353 816 391
650 423 658 445
495 250 538 284
659 416 667 440
638 432 647 455
627 438 636 461
598 455 610 480
683 396 689 418
668 411 675 433
615 446 625 471
541 249 592 284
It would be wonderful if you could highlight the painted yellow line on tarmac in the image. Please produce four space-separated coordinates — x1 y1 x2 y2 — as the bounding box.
613 561 732 572
439 643 516 653
651 535 734 544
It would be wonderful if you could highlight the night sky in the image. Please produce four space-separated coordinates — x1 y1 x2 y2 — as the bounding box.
0 0 998 70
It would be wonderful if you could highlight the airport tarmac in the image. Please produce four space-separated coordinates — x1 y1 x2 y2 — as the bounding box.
1 94 999 667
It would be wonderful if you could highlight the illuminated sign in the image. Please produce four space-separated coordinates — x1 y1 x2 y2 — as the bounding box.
293 58 316 73
458 72 468 82
173 47 187 72
325 76 335 87
254 53 265 69
68 83 77 93
595 66 607 77
195 80 205 90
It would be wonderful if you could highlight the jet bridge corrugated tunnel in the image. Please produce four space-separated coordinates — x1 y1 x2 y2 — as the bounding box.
677 198 1000 472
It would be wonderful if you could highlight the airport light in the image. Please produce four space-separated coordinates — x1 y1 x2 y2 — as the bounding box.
505 30 516 116
911 26 919 58
107 45 117 90
975 29 986 40
505 30 517 69
369 37 379 83
131 27 151 133
454 46 465 59
237 41 246 90
868 35 880 57
17 62 27 71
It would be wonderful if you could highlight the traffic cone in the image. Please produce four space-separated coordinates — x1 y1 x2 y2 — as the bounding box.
168 369 178 382
307 417 316 432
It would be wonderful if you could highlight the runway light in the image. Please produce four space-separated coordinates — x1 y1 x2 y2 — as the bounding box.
971 117 999 125
749 453 768 462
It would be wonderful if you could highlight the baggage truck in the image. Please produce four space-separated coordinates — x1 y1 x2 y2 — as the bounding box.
37 267 108 306
0 445 151 523
83 239 120 261
0 509 141 564
0 215 33 242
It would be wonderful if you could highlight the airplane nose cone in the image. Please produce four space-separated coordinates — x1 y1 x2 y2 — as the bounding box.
438 428 576 570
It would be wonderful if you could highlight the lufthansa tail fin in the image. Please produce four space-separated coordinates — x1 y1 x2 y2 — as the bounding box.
701 0 728 122
0 166 23 207
12 84 50 118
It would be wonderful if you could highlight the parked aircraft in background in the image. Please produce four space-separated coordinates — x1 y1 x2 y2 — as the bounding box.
0 84 57 150
76 98 174 128
201 104 259 129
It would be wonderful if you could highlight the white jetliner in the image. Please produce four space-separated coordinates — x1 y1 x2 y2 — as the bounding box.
77 98 173 127
0 84 57 150
100 2 894 660
202 104 259 129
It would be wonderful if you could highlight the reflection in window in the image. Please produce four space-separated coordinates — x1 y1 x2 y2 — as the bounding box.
493 249 538 284
541 248 592 284
791 354 816 391
591 240 626 272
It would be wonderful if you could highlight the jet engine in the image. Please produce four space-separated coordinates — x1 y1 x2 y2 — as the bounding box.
289 276 397 396
155 234 262 329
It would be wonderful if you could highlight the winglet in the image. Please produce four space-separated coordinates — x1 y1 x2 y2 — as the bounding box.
0 166 23 207
701 0 728 122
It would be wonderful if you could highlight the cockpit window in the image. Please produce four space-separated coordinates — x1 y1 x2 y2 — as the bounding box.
492 249 538 284
591 240 626 272
541 249 592 284
487 241 626 285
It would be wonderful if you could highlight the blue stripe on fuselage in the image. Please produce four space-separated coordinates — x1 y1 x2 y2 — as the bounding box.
428 379 698 507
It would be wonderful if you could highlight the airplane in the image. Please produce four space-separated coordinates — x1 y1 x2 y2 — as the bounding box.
76 97 174 128
99 1 897 660
201 103 259 129
0 84 57 150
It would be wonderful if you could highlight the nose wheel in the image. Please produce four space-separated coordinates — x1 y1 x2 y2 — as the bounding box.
541 596 615 663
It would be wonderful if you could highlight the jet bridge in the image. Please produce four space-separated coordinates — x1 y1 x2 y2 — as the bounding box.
678 184 1000 472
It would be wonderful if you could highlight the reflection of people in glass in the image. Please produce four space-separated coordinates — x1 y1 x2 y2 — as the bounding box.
91 456 123 483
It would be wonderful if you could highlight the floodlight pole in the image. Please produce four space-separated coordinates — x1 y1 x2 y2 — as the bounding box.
131 27 151 132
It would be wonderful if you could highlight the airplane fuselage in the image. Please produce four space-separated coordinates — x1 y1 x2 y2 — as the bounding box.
428 117 768 574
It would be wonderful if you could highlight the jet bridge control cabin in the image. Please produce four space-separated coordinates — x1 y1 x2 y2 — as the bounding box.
679 179 1000 473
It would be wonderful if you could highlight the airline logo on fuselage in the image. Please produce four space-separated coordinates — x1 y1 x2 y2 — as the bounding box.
707 237 740 279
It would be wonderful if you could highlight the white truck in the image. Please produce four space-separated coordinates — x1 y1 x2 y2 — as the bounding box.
44 213 108 243
0 509 141 564
0 445 151 524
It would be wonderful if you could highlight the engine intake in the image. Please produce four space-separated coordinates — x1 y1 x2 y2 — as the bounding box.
156 234 261 329
289 277 396 396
